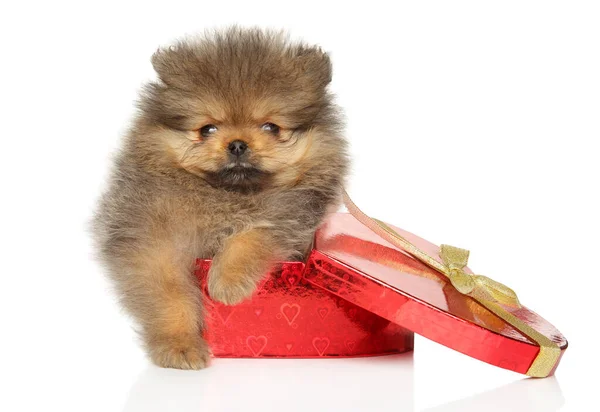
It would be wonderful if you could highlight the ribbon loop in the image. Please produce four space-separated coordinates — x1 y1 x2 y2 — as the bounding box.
473 275 521 308
440 245 476 294
440 244 470 269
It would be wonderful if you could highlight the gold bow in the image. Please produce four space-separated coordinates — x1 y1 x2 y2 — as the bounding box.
343 191 561 378
440 244 521 308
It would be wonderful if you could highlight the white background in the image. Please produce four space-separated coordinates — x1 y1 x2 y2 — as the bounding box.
1 1 598 411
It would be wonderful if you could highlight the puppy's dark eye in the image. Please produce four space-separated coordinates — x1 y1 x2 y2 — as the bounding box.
261 122 280 135
200 124 218 138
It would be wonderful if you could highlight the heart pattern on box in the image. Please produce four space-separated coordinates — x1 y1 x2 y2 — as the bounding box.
216 306 235 325
283 271 300 287
246 335 268 357
281 303 301 325
312 337 330 356
317 307 329 320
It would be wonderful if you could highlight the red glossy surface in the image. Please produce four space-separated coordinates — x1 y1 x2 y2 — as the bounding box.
305 213 567 375
195 259 414 358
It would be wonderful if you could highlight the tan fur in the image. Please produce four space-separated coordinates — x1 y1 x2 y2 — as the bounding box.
92 27 348 369
208 228 282 305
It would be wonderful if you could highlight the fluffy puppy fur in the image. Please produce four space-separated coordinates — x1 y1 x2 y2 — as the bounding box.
92 28 348 369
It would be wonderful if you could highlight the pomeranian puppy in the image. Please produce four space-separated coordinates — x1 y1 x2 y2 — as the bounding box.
92 28 348 369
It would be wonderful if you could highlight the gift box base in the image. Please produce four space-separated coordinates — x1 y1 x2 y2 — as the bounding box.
195 260 414 358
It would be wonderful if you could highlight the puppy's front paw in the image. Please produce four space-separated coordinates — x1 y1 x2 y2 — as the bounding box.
149 336 211 370
207 264 258 305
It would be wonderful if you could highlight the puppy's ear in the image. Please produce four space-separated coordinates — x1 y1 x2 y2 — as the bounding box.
294 46 333 90
151 45 190 87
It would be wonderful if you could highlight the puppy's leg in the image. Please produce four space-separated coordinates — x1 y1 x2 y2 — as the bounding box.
122 245 210 370
208 228 281 305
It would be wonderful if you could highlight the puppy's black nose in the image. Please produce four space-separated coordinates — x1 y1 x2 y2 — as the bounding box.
228 140 248 156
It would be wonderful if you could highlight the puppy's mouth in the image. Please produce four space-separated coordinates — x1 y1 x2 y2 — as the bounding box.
205 163 272 192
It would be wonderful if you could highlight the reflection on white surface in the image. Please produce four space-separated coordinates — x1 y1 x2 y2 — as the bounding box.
426 377 564 412
123 353 565 412
123 353 414 412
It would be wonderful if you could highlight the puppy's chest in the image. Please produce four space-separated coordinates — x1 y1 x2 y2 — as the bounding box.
191 196 264 255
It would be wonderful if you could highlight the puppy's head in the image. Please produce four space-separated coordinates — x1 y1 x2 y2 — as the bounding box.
139 28 343 192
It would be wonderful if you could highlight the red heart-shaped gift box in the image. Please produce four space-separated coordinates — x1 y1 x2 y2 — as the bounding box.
196 212 567 376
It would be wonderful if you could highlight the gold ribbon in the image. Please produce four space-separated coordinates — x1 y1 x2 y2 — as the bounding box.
342 190 561 378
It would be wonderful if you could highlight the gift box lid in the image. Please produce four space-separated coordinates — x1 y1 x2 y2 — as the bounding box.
304 201 567 377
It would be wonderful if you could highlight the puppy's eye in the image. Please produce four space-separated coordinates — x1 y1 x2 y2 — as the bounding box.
200 124 218 138
261 122 280 135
